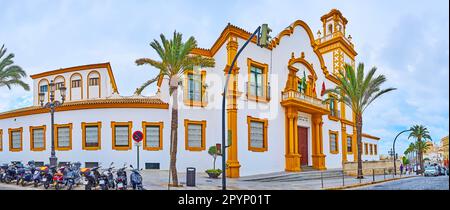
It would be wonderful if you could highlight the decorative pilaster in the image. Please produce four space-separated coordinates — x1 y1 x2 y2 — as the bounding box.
225 36 241 178
341 123 347 163
285 107 301 172
312 115 326 170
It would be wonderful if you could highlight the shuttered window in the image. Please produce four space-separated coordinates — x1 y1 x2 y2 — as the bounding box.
32 128 45 149
11 131 21 149
57 127 70 148
347 136 353 153
85 126 99 147
329 131 339 154
115 126 129 147
187 124 202 148
185 120 206 151
146 126 160 148
250 121 264 149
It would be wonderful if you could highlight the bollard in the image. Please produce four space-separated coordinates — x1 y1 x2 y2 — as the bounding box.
372 169 375 182
321 172 324 189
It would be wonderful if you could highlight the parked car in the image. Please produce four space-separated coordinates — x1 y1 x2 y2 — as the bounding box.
424 166 439 177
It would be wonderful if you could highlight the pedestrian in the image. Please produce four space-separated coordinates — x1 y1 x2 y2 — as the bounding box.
405 165 408 175
400 164 404 175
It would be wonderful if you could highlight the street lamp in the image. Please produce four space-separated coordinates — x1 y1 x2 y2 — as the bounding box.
392 129 412 175
39 80 66 167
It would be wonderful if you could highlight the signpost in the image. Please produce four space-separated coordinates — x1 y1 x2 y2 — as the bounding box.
133 131 144 170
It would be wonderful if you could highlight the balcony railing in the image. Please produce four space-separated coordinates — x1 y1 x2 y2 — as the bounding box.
315 31 353 47
282 90 328 110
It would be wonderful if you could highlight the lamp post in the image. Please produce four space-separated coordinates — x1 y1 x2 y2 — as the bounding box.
39 80 66 167
392 129 412 176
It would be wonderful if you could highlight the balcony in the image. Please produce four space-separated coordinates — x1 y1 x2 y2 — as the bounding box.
281 90 329 115
315 31 354 47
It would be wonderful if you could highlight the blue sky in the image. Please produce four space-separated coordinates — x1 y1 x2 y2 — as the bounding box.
1 0 449 156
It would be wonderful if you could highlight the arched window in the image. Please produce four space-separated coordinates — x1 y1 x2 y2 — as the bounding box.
87 71 101 99
70 73 83 101
38 79 49 104
53 76 65 102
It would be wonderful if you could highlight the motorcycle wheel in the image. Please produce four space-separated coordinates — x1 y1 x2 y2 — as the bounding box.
100 184 108 190
21 180 26 187
34 180 39 187
85 183 91 190
44 182 49 189
16 179 21 185
67 183 73 190
55 183 61 190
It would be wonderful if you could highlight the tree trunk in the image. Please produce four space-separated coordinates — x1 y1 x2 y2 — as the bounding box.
418 138 424 174
169 84 179 186
356 114 364 179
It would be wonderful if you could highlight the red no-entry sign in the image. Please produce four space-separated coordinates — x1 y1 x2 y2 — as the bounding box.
133 131 144 143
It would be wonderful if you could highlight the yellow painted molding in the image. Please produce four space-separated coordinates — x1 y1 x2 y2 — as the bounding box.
247 116 269 152
111 121 133 151
142 121 164 151
81 122 102 151
54 123 73 151
8 127 23 152
184 119 207 152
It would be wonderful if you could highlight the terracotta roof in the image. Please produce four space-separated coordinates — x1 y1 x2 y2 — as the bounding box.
0 98 169 120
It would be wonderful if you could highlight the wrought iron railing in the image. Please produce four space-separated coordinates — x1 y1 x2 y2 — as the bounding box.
282 90 328 110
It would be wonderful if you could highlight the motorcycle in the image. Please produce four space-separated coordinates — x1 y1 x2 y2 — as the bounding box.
64 162 82 190
115 163 128 190
18 163 36 186
129 165 144 190
52 166 66 190
81 166 100 190
3 162 19 184
0 163 8 183
98 162 115 190
33 165 49 187
43 166 56 189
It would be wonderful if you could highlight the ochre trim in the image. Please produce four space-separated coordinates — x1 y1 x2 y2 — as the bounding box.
8 128 23 152
0 129 3 151
69 73 83 101
30 62 119 94
142 121 164 151
81 122 102 151
346 133 354 155
247 116 269 152
329 130 339 154
87 70 101 99
184 119 206 152
111 121 132 151
364 143 369 155
362 133 381 140
29 125 46 152
54 123 73 151
247 58 270 103
0 99 169 120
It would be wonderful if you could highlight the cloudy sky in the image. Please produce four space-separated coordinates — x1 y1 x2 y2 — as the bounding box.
1 0 448 155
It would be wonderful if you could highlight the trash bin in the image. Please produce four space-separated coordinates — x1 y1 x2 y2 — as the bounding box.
186 167 196 187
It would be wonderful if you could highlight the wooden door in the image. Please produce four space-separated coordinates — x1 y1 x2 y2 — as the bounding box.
298 127 308 166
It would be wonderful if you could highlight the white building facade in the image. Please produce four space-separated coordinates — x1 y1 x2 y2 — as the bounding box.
0 9 380 177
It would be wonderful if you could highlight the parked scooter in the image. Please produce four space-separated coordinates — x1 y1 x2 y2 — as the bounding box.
81 166 100 190
43 166 56 189
18 162 36 186
3 162 20 184
98 162 115 190
0 163 8 183
33 165 49 187
115 163 128 190
52 166 66 190
129 165 144 190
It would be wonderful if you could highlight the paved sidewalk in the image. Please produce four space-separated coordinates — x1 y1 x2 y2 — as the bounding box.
141 170 418 190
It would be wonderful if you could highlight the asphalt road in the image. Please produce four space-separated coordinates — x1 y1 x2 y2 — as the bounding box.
354 175 449 190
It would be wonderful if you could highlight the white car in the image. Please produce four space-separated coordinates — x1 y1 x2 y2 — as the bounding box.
424 166 439 177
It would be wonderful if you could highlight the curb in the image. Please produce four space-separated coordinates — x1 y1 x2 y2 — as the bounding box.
324 175 419 190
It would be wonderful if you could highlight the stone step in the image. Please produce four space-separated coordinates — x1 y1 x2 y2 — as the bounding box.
241 169 345 182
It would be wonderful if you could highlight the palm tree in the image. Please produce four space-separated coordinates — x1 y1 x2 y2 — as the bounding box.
324 63 396 178
135 32 215 186
409 125 432 173
0 44 30 91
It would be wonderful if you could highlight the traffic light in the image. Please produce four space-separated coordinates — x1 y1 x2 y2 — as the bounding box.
259 24 272 48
